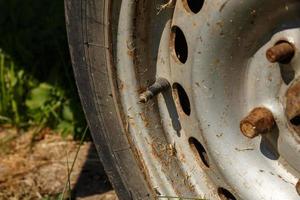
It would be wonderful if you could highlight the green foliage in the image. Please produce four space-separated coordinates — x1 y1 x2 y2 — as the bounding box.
25 82 75 136
0 0 86 138
0 51 84 137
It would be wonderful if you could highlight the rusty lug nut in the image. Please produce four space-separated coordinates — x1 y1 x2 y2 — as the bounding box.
240 107 275 138
266 42 295 63
139 77 170 103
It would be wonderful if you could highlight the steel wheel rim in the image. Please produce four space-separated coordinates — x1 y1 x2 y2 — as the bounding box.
114 0 300 199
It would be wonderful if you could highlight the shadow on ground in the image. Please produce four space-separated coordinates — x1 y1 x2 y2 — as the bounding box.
72 144 113 198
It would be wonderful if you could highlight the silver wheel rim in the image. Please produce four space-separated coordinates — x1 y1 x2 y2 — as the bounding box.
115 0 300 199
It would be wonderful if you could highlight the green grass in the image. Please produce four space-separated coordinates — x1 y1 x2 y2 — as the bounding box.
0 51 25 125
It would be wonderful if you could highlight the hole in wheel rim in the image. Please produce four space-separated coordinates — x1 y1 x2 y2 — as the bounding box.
173 83 191 115
182 0 204 13
290 115 300 126
171 26 188 64
188 137 209 167
218 187 237 200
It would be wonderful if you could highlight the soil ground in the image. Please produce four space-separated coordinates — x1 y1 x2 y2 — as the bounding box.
0 127 118 200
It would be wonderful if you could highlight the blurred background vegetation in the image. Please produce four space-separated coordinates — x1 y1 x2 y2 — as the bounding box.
0 0 86 138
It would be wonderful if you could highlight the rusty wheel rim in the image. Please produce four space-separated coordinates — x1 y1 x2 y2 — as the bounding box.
114 0 300 199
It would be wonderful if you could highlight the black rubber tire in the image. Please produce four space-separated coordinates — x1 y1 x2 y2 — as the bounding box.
64 1 153 199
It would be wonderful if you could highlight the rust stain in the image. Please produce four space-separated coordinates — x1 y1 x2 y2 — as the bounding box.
137 86 147 94
166 143 177 157
139 112 149 127
150 141 176 168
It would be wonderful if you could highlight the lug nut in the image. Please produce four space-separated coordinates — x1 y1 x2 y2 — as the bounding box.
240 107 275 138
266 42 295 63
139 77 170 103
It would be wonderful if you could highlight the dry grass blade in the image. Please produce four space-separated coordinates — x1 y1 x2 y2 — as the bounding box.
157 0 175 14
60 126 88 200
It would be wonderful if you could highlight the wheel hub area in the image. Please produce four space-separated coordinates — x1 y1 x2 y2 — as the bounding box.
171 0 300 198
236 27 300 173
116 0 300 199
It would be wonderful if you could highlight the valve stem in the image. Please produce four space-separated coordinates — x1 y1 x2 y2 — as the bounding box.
240 107 275 138
139 77 170 103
